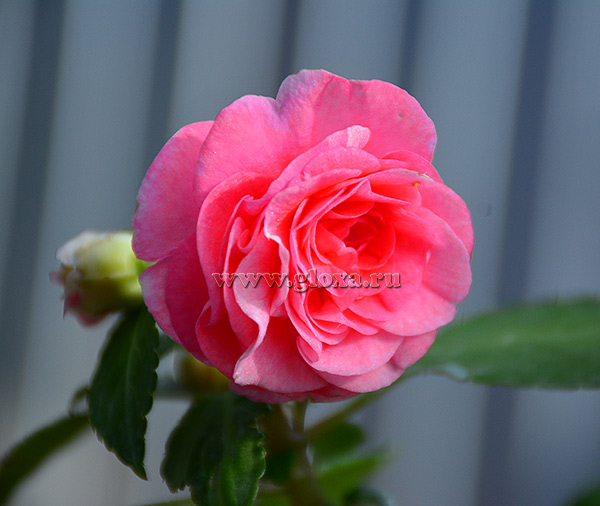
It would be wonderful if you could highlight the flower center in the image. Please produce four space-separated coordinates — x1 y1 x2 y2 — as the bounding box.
343 214 381 251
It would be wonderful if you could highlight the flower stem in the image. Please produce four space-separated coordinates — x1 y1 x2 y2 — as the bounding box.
260 402 328 506
305 389 388 441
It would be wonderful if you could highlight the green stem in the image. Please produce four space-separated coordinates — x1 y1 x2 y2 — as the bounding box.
260 402 327 506
153 378 195 401
286 402 326 506
305 389 387 441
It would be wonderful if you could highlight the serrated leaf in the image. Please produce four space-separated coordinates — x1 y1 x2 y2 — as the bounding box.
162 392 269 506
88 306 159 478
407 298 600 389
0 414 89 504
310 422 364 468
318 452 388 505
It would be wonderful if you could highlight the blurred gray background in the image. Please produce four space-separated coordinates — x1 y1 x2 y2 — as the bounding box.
1 1 599 505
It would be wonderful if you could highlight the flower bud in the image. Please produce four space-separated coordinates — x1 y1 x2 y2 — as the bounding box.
175 353 230 394
51 230 148 325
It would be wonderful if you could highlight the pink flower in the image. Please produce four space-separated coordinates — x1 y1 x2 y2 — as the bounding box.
133 70 473 403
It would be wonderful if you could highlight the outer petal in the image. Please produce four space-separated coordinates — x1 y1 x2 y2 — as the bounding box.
301 329 402 377
316 352 404 393
138 257 177 341
133 121 213 261
233 318 327 393
317 330 437 393
195 69 435 204
419 182 474 255
286 70 437 160
392 330 438 370
162 234 207 359
229 381 355 404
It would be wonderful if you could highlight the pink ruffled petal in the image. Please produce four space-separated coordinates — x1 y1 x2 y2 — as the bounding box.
244 125 374 215
133 122 213 261
232 233 281 348
418 182 474 255
381 150 442 182
197 172 271 324
232 318 327 393
195 311 242 378
264 168 362 246
138 258 178 341
414 207 472 303
195 70 435 205
162 234 207 359
229 381 356 404
316 356 403 393
302 328 402 376
195 94 308 205
281 70 437 160
376 286 457 336
392 331 437 370
316 330 437 393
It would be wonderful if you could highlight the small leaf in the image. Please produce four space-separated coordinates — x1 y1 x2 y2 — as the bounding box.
88 306 159 478
310 422 364 468
407 298 600 389
162 392 269 506
318 452 388 505
0 414 89 504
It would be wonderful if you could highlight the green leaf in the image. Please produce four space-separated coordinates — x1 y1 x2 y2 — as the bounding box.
264 448 295 485
68 384 89 416
256 494 292 506
157 332 181 357
162 392 269 506
0 414 89 504
343 487 391 506
571 482 600 506
310 422 364 468
407 298 600 389
88 305 159 478
318 452 388 505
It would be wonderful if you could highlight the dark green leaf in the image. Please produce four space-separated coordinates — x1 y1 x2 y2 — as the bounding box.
69 384 89 416
256 494 292 506
343 487 391 506
264 448 295 484
158 332 181 357
0 414 89 504
88 306 159 478
310 422 364 468
407 298 600 389
318 452 388 505
162 392 269 506
571 483 600 506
